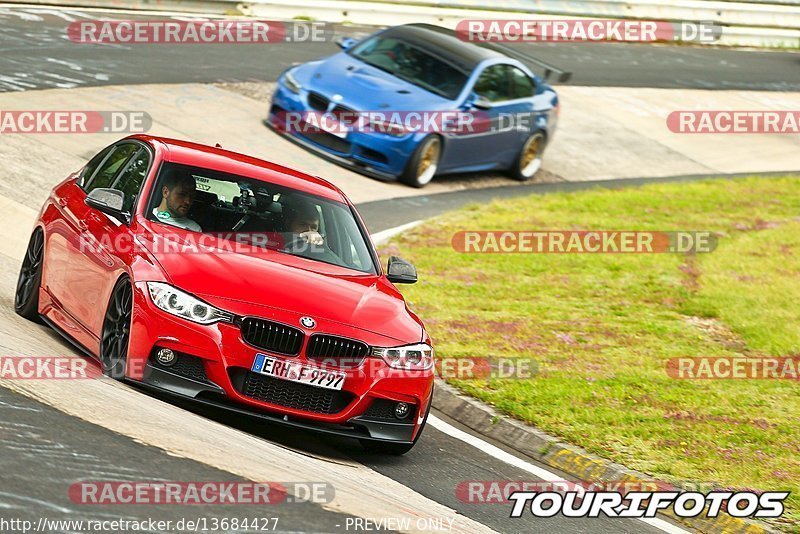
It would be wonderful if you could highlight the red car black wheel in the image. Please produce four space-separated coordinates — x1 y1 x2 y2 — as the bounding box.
101 278 133 379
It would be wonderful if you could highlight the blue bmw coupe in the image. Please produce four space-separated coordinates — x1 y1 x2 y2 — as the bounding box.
266 23 562 188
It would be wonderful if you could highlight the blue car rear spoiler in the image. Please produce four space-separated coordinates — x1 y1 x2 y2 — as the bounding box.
479 41 573 84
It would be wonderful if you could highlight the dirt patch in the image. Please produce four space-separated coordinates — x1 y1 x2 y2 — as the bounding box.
684 316 748 351
678 257 701 290
732 218 780 232
215 82 276 103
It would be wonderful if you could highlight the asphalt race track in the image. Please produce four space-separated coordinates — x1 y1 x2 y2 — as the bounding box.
0 6 799 92
0 4 796 534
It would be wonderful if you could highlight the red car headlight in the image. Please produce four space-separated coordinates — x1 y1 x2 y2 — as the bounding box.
372 343 434 370
147 282 233 325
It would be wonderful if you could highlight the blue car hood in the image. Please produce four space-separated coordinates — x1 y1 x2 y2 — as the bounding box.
295 52 456 112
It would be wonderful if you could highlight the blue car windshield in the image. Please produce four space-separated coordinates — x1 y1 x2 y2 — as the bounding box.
349 35 468 100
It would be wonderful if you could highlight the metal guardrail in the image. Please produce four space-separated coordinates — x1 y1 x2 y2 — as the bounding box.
377 0 800 30
389 0 800 9
5 0 800 47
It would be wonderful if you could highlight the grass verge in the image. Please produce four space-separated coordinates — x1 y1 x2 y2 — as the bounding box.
383 177 800 531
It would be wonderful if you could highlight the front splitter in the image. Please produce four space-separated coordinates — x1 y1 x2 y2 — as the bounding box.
132 364 416 444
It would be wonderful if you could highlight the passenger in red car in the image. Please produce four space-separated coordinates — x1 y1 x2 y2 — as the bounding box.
153 169 202 232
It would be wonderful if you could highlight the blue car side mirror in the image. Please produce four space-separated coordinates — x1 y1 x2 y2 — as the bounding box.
465 92 492 110
336 37 357 50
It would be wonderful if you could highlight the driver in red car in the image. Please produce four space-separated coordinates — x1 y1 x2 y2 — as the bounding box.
153 169 202 232
283 199 323 247
280 199 344 266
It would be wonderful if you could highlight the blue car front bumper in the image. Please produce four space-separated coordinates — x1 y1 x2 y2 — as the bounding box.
267 82 422 180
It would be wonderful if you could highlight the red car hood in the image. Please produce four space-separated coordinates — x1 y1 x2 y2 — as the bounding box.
137 231 423 344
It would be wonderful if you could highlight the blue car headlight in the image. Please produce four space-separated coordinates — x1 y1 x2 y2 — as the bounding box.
283 69 302 94
368 120 407 138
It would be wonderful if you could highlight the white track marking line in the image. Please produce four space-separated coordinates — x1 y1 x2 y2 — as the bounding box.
428 415 692 534
22 8 78 21
371 220 423 245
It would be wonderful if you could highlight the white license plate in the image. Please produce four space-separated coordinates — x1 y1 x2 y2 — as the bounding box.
304 116 348 139
251 353 345 391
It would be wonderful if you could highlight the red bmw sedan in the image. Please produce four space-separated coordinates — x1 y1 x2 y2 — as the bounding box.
15 135 434 454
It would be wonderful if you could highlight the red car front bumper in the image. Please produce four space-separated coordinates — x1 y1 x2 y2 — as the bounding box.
126 282 434 444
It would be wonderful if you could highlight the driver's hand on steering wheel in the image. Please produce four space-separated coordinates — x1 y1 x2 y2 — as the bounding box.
298 231 324 246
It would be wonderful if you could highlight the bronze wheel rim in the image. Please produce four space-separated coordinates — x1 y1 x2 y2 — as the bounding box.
416 139 440 185
520 135 543 177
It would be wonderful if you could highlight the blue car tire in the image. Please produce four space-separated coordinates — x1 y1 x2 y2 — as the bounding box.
511 131 546 182
401 135 441 188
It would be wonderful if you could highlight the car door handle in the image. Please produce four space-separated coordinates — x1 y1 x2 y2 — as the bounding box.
58 198 68 207
77 220 88 231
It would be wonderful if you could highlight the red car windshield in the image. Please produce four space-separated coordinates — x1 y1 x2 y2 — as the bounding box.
146 162 377 274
